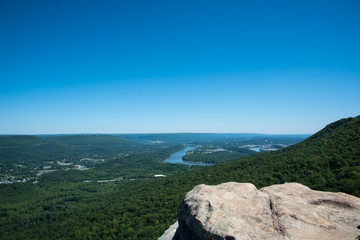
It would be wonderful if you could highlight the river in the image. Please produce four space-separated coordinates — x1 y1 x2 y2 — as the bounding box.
164 146 213 166
249 147 261 152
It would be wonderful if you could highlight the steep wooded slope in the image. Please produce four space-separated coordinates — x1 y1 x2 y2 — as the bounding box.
181 116 360 196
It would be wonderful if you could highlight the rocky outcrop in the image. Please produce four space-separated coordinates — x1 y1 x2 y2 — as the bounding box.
159 182 360 240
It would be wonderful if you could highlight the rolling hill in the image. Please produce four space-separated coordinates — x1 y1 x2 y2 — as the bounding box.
179 115 360 196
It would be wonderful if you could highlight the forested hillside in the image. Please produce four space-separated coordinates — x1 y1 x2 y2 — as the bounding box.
180 116 360 195
0 116 359 240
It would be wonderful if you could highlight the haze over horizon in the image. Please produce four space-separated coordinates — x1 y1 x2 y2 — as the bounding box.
1 0 360 135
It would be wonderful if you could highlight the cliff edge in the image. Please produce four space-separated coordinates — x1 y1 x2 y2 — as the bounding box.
160 182 360 240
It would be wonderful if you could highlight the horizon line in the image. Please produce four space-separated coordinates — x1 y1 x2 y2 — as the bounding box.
0 132 313 136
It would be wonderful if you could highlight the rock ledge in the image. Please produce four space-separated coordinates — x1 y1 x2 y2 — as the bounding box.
160 182 360 240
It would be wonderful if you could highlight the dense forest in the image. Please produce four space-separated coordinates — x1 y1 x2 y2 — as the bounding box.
0 116 359 239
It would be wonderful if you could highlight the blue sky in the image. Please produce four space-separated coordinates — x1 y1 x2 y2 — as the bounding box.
1 0 359 134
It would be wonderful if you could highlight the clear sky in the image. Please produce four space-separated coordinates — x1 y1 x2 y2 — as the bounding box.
1 0 359 134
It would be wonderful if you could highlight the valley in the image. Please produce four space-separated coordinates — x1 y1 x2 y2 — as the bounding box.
0 133 307 184
0 117 359 240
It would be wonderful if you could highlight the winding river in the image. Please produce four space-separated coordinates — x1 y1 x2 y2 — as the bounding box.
164 146 213 166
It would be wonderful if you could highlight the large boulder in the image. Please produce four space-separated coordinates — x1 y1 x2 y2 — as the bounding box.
161 182 360 240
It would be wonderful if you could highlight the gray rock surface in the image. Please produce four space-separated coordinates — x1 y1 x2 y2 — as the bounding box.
158 221 178 240
161 182 360 240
